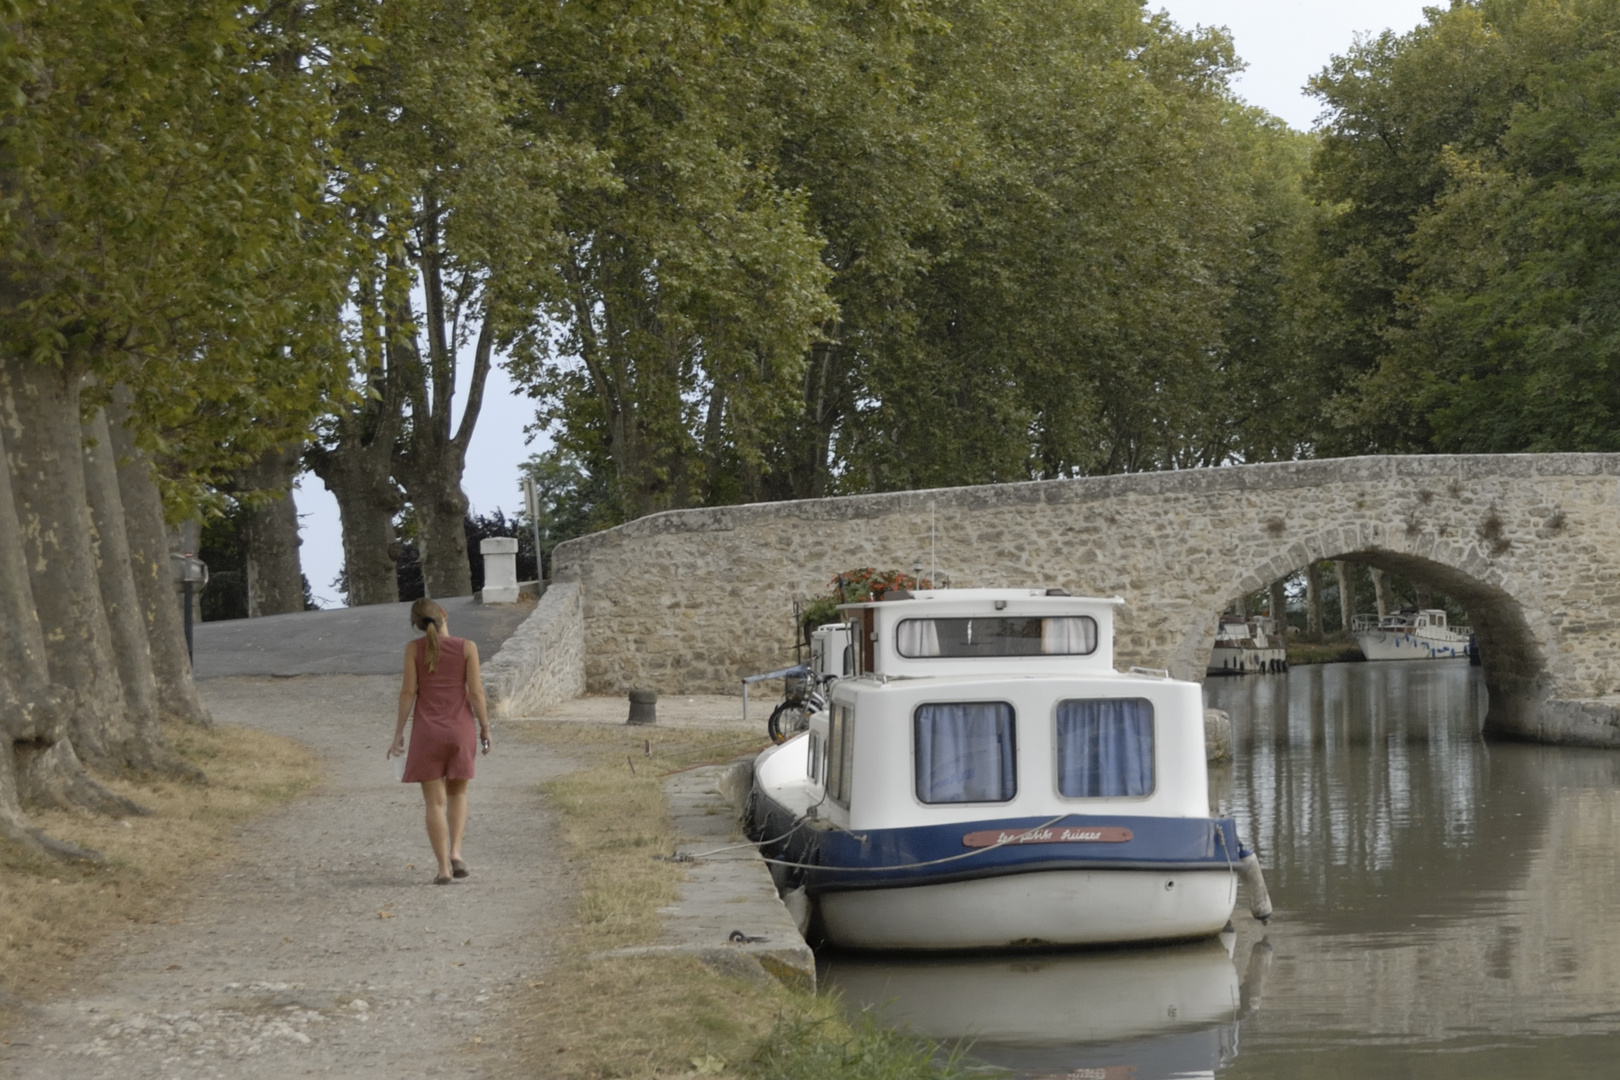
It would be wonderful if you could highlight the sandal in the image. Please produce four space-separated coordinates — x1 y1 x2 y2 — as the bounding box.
434 874 453 885
451 859 469 879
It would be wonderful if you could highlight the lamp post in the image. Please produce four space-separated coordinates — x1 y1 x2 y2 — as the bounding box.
522 476 543 581
171 552 208 662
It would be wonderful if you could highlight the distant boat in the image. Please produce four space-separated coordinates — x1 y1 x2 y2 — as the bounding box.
1352 609 1473 661
1207 616 1287 676
748 587 1273 951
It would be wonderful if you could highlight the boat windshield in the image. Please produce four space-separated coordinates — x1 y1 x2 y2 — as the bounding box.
895 616 1098 658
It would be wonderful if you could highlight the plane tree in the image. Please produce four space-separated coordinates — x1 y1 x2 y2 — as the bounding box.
504 0 835 523
0 0 361 853
308 0 593 601
1313 0 1620 453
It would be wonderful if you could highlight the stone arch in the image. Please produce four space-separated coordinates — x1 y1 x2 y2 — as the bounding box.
554 454 1620 747
1175 523 1548 739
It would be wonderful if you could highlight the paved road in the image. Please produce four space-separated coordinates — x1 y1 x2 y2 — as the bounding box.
0 675 573 1080
192 596 536 678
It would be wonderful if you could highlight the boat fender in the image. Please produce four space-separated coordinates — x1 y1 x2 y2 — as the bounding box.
782 887 812 935
1237 851 1273 923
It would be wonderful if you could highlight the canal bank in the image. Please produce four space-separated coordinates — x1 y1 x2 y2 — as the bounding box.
600 760 814 989
499 699 975 1079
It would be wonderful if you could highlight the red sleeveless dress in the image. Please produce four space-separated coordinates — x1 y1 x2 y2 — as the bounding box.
401 635 478 782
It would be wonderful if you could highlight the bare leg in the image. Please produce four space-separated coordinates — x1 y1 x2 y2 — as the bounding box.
446 778 469 865
420 779 452 879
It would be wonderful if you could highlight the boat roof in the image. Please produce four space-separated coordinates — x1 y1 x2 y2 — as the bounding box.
837 588 1124 613
838 668 1192 690
835 588 1125 677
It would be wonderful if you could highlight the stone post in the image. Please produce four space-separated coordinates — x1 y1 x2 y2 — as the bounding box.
627 688 657 725
479 537 520 603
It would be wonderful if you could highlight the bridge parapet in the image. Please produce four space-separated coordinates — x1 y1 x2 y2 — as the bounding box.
551 454 1620 747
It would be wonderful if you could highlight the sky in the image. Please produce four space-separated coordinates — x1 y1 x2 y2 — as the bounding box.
291 0 1439 607
1156 1 1435 130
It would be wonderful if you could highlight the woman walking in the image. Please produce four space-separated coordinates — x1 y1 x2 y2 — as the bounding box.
387 598 492 884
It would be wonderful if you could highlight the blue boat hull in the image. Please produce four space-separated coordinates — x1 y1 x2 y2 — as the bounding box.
748 787 1248 949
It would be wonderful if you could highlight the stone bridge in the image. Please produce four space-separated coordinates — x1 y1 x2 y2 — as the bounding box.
550 455 1620 747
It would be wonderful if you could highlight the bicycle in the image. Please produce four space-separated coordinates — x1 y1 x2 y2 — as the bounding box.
767 671 825 743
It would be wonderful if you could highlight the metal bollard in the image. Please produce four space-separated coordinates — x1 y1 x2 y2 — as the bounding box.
627 688 658 726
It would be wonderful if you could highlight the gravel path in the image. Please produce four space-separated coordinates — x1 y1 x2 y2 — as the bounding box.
1 674 575 1080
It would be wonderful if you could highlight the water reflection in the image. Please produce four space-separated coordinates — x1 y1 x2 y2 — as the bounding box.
822 936 1274 1079
1210 660 1620 1075
830 660 1620 1078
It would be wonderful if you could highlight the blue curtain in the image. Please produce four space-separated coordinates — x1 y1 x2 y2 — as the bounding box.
1056 698 1154 797
914 702 1017 803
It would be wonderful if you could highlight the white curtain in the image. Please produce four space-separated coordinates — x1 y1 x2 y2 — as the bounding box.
1056 698 1153 797
897 619 943 657
914 702 1017 803
1042 617 1097 655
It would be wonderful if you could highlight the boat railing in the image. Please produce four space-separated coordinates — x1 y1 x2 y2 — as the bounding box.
1351 612 1474 638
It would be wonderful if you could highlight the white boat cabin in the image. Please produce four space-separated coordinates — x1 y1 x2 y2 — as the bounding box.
775 589 1212 835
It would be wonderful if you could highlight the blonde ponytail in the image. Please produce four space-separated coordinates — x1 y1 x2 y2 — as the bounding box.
410 598 447 672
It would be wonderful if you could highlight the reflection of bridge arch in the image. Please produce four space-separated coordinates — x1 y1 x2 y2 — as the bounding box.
552 454 1620 746
1178 528 1545 741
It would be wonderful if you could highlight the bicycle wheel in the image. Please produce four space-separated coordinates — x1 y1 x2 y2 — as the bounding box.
768 701 808 744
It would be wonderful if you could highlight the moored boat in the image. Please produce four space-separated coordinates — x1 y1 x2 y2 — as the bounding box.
747 587 1272 951
1352 609 1473 661
1207 615 1287 676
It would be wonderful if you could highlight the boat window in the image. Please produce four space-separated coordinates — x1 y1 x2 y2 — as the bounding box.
896 616 1097 658
913 702 1017 804
827 704 854 805
1056 698 1154 798
808 732 821 783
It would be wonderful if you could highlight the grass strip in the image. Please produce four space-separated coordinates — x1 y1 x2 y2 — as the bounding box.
495 720 991 1079
0 722 321 1010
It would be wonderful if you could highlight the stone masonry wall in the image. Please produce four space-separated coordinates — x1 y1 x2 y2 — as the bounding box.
550 455 1620 746
482 581 586 718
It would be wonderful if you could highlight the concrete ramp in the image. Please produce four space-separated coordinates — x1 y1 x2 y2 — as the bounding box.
191 595 536 678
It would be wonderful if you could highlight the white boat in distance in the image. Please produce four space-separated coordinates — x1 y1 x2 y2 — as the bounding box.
1207 616 1287 676
748 587 1272 952
1352 609 1474 661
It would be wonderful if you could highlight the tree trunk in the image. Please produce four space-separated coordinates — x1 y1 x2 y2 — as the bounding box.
305 284 407 607
0 373 141 847
0 436 100 854
106 396 212 727
396 236 489 599
1304 564 1323 638
408 463 471 599
1371 567 1391 617
237 442 306 616
308 428 403 607
1 356 140 772
1269 579 1288 637
82 406 170 754
1335 560 1355 633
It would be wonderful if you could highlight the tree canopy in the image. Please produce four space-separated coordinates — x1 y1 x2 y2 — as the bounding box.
1307 0 1620 453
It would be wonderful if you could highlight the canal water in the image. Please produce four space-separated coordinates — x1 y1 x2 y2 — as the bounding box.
820 659 1620 1078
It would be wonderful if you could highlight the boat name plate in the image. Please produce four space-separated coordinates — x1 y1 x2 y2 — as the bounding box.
961 826 1134 848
